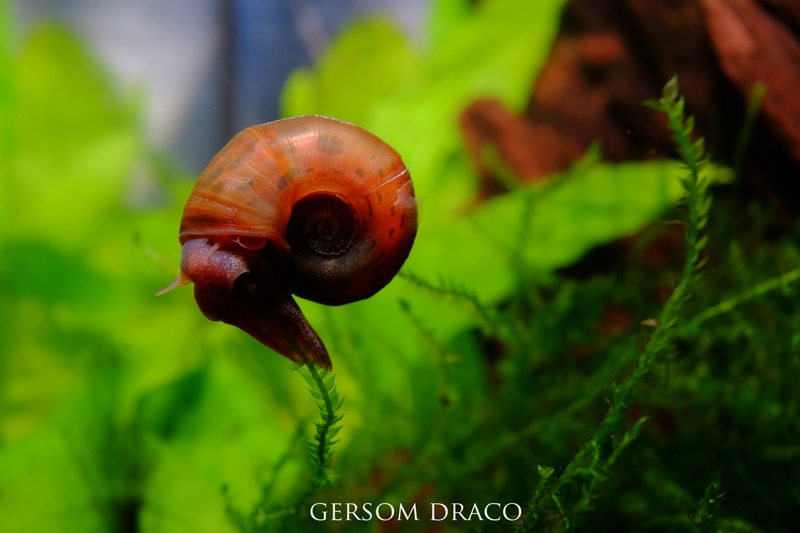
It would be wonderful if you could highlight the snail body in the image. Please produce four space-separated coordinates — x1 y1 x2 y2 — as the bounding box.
161 115 417 369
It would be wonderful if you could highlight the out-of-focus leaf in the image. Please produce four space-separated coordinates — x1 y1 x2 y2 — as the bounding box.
140 446 239 533
411 160 687 304
402 160 731 343
0 428 109 533
0 0 12 244
137 365 208 439
0 24 142 446
282 18 422 131
7 25 140 248
140 358 309 533
427 0 473 47
0 370 139 533
282 0 568 206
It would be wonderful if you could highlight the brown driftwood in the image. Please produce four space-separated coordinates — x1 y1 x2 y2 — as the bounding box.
460 0 800 213
758 0 800 30
702 0 800 164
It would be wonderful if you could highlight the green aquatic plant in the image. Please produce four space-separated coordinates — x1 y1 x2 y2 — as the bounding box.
518 76 714 531
297 361 343 489
223 357 343 533
2 0 800 532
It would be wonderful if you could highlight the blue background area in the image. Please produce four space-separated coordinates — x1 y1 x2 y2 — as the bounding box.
14 0 427 172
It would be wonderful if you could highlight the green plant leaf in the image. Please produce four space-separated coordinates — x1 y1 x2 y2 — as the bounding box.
0 428 110 533
282 0 569 208
399 159 704 340
6 24 140 248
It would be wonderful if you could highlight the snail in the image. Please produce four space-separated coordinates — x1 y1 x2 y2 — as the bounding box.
159 115 417 370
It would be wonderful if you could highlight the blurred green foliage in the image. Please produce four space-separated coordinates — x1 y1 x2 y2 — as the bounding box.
1 0 799 532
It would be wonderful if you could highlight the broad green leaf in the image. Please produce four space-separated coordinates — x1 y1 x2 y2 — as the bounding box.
139 358 311 533
0 428 109 533
0 0 13 244
427 0 473 47
6 25 140 248
425 159 689 300
281 18 422 131
282 0 569 209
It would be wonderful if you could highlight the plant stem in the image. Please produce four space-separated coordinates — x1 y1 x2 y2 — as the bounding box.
682 265 800 332
296 348 336 479
518 77 712 531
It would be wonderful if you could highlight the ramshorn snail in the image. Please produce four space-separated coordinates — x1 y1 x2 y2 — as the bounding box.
159 115 418 369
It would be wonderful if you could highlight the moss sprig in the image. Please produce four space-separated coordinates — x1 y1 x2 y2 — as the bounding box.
690 475 725 531
295 354 344 489
223 354 343 532
682 264 800 333
401 271 503 339
647 76 713 277
517 77 713 531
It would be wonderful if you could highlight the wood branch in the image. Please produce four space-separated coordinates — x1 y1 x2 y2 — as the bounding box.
702 0 800 165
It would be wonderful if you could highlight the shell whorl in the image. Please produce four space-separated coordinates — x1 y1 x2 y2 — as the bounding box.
178 114 417 306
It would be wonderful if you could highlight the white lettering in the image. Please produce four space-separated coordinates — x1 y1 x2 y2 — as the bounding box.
484 503 501 521
452 503 467 521
397 503 418 521
345 503 361 521
361 502 373 521
467 503 483 521
375 503 395 521
430 503 448 521
503 503 523 521
310 501 519 522
310 503 326 521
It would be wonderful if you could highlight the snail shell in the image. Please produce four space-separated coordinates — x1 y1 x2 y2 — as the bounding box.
160 115 417 370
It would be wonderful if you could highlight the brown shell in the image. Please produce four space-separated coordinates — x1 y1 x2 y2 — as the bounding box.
180 114 417 305
170 115 418 369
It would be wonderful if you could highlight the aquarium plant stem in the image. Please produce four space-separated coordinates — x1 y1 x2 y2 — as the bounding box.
291 338 343 489
518 77 712 531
